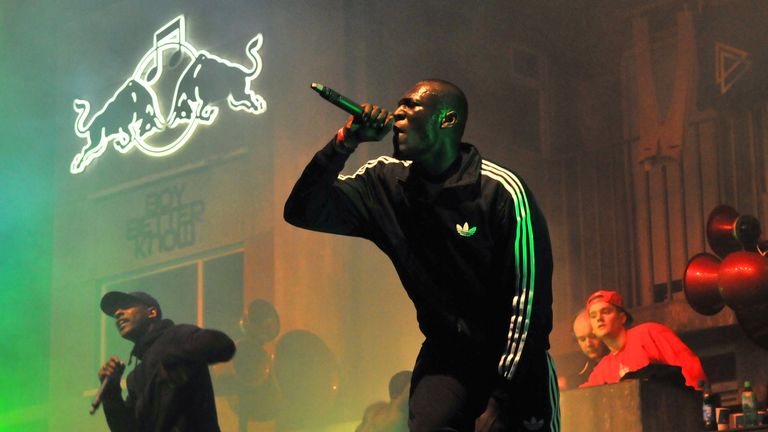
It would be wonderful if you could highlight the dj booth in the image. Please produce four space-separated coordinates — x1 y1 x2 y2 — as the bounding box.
561 379 702 431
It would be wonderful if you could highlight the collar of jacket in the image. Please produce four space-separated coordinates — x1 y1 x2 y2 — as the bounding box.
131 319 175 361
398 143 482 202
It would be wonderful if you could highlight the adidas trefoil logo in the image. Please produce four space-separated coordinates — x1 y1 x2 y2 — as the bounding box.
522 416 545 431
455 222 477 237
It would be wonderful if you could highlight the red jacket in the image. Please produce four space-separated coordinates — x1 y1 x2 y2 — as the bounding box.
580 322 706 389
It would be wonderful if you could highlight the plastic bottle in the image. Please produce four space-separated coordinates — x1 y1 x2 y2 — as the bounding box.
742 380 758 426
701 380 717 431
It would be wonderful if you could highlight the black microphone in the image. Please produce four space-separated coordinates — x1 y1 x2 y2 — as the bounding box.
89 377 111 414
310 83 364 117
90 364 125 415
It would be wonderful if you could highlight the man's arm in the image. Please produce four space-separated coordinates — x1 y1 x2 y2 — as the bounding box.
283 138 372 236
164 325 236 366
490 169 554 381
102 388 138 432
99 356 137 432
284 105 392 236
647 323 707 389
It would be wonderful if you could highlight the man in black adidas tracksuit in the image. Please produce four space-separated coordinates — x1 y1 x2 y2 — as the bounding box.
284 79 559 432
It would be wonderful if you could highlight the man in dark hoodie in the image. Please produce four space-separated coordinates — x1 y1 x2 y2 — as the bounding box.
97 291 236 431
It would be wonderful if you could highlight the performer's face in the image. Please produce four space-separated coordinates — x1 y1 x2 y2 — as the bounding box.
392 83 445 160
573 313 607 360
114 303 156 341
588 301 626 339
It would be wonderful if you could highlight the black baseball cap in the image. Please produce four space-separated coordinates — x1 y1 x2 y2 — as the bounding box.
100 291 162 319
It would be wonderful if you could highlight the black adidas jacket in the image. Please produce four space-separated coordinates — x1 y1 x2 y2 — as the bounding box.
284 139 553 380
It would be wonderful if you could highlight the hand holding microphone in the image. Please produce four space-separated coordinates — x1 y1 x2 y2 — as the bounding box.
91 356 126 414
311 83 393 150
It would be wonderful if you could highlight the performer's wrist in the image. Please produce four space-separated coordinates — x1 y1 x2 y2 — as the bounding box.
334 127 359 154
102 381 122 400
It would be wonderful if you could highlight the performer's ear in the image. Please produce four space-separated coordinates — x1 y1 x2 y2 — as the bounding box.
440 110 457 129
148 307 158 319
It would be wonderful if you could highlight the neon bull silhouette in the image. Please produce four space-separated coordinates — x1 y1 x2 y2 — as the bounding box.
71 79 163 174
168 34 266 127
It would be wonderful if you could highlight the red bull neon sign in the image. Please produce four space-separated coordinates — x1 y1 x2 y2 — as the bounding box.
70 16 267 174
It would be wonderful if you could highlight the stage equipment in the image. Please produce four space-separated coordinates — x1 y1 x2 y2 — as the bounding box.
684 205 768 350
718 251 768 310
273 330 340 428
735 303 768 350
706 205 760 258
683 252 724 315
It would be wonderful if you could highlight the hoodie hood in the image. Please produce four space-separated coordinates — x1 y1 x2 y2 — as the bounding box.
131 319 175 361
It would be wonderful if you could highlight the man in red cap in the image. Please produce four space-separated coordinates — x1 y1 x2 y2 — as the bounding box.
580 290 707 390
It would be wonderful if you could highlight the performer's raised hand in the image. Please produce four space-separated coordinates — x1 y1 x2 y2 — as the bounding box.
98 355 126 383
338 103 393 151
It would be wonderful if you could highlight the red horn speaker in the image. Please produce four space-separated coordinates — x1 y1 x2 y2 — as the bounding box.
718 251 768 311
706 205 762 256
734 214 761 251
683 252 725 315
706 205 743 258
735 303 768 350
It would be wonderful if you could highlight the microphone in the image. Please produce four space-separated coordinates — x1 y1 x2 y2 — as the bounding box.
310 83 364 117
89 377 111 414
90 364 125 415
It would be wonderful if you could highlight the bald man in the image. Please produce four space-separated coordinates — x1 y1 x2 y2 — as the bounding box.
285 79 559 431
561 310 607 389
